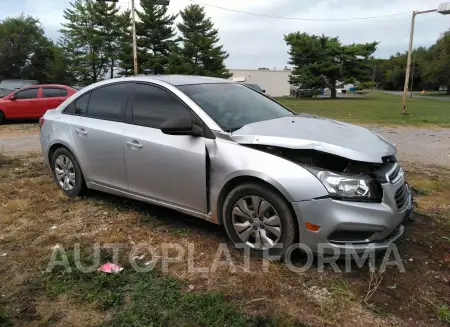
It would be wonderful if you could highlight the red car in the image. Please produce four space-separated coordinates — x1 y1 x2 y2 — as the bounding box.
0 84 77 124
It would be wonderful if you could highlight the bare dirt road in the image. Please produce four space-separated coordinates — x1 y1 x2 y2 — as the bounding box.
0 123 449 167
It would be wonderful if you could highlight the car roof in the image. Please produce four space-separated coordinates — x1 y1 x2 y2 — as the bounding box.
121 75 233 86
25 84 74 88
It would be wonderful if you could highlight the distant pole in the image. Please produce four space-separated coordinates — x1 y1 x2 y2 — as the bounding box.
131 0 138 75
401 7 442 114
410 54 415 99
401 11 416 114
373 66 376 90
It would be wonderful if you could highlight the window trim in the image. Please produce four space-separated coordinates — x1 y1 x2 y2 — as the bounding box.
13 87 39 100
62 82 132 123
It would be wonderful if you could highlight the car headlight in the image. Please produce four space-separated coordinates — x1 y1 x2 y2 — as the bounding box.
317 171 370 198
308 170 382 201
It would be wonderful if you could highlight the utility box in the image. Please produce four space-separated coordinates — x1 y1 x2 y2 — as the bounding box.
438 3 450 14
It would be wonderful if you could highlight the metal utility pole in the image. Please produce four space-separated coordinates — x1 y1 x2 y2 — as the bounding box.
131 0 138 76
401 3 450 114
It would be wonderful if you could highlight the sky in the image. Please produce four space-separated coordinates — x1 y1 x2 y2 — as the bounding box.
1 0 449 69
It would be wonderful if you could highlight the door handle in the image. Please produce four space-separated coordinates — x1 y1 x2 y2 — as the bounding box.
75 128 88 135
126 140 143 149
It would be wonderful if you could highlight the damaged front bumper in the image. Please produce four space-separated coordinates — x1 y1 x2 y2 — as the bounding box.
292 178 413 255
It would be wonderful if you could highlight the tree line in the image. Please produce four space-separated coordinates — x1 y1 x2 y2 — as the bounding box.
1 0 448 96
0 0 231 85
373 31 450 93
284 29 450 97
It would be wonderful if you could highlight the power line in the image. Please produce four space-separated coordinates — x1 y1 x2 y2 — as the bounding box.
188 0 410 21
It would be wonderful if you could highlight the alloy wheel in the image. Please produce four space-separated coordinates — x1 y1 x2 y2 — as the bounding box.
54 155 76 191
232 196 282 250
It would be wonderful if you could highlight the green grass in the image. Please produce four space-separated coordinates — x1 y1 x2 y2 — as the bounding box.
437 304 450 324
418 91 450 97
40 251 300 327
276 92 450 126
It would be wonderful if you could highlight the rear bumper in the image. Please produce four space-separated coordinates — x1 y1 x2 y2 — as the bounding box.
291 185 412 255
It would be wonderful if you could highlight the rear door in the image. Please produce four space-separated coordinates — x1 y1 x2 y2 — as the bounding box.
67 83 129 190
123 83 207 213
41 87 69 115
5 88 39 118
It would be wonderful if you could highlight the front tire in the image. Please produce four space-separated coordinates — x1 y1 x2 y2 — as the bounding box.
222 183 296 259
0 111 5 125
51 148 86 197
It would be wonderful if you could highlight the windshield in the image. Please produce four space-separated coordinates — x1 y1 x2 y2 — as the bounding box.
0 80 34 90
178 83 293 131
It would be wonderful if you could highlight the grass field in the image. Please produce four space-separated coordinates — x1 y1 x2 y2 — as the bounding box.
0 153 449 327
276 92 450 126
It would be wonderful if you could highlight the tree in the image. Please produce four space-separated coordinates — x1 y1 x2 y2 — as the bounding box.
167 4 231 78
285 32 378 98
424 30 450 94
117 10 134 77
59 0 109 83
0 15 54 82
93 1 121 79
136 0 177 75
46 42 76 85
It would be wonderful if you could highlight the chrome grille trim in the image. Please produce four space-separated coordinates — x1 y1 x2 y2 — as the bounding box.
395 183 409 211
386 163 402 183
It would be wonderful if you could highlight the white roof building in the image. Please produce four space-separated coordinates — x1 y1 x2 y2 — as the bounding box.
229 69 292 97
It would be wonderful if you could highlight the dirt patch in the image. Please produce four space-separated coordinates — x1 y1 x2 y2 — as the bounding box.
0 121 39 134
0 154 449 326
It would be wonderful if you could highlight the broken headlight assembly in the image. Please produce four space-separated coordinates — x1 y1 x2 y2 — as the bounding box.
310 170 382 202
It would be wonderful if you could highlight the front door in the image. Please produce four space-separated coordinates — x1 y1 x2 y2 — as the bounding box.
68 84 129 190
123 83 207 213
5 88 39 118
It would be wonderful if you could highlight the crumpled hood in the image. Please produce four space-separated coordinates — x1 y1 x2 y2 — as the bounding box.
231 116 396 163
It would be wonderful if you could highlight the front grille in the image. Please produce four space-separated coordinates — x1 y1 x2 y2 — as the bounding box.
395 183 409 210
387 164 401 183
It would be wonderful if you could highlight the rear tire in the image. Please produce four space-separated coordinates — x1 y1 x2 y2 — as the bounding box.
51 147 86 197
222 183 296 260
0 111 5 125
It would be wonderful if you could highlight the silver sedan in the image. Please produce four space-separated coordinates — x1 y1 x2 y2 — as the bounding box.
40 75 412 258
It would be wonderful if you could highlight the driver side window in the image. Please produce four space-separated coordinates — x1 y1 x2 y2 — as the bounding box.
131 83 190 128
14 88 38 100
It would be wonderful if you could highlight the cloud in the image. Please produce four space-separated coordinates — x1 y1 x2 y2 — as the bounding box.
1 0 449 68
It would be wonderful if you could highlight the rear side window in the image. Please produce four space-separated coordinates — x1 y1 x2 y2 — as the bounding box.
43 88 68 98
14 88 38 99
87 84 127 121
63 92 90 115
131 83 190 128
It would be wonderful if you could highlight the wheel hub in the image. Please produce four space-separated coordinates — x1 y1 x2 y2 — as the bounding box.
231 196 282 250
55 155 76 191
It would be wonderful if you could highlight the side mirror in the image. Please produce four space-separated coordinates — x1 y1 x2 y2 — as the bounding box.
262 90 266 93
161 116 203 137
10 95 16 101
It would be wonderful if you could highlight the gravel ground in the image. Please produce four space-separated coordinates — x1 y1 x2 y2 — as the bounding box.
0 130 40 155
0 124 449 167
371 126 450 167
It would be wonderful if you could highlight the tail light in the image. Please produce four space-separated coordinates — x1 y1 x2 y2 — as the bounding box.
39 117 45 129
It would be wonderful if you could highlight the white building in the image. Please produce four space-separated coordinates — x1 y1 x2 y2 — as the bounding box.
229 69 291 97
